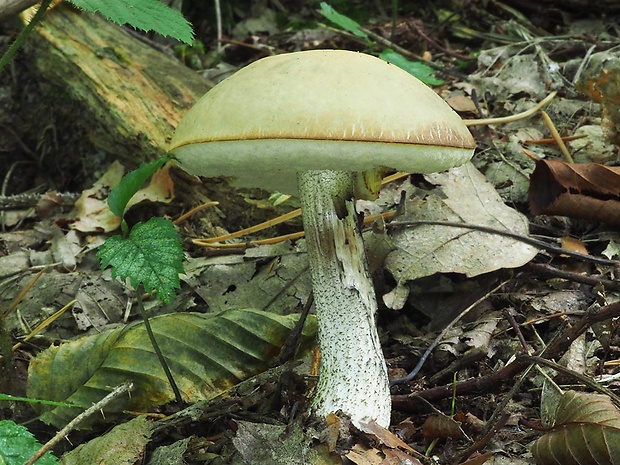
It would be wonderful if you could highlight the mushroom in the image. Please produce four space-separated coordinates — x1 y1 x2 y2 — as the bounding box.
169 50 475 428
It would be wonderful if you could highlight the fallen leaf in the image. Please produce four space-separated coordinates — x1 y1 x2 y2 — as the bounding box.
531 390 620 465
28 309 317 428
61 416 151 465
384 163 538 309
422 415 466 440
358 419 415 452
72 161 175 233
529 159 620 226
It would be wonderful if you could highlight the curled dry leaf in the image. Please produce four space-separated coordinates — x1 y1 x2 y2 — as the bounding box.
422 414 467 440
358 419 416 452
531 390 620 465
529 159 620 226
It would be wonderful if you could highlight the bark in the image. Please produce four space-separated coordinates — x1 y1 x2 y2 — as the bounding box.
0 0 36 21
298 170 391 428
24 4 212 165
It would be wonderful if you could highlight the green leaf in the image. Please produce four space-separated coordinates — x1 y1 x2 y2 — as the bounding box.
97 217 184 303
61 416 152 465
0 420 58 465
28 309 318 428
67 0 194 44
107 156 170 217
319 2 368 39
379 49 444 86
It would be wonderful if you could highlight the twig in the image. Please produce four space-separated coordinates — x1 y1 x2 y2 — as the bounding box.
387 220 619 267
457 413 510 464
392 300 620 406
541 110 574 163
525 262 620 292
25 382 134 465
173 201 219 225
390 280 508 385
277 293 313 364
214 0 223 54
0 192 79 211
521 355 620 405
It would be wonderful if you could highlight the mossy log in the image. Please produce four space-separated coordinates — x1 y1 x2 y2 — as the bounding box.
22 4 300 235
25 4 212 165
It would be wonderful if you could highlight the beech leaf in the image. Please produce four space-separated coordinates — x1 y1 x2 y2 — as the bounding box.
529 159 620 226
531 391 620 465
27 309 317 429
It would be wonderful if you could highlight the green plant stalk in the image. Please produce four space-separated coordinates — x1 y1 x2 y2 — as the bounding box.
136 288 183 405
0 393 79 408
451 371 457 417
0 0 52 74
0 310 14 393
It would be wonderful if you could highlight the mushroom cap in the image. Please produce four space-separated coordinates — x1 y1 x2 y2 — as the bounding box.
170 49 475 194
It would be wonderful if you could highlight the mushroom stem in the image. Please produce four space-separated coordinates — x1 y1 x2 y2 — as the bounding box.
297 170 391 428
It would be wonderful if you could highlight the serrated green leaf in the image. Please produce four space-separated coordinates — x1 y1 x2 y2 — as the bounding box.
0 420 58 465
97 217 184 302
319 2 368 39
108 156 170 217
67 0 194 44
28 309 318 429
379 49 444 86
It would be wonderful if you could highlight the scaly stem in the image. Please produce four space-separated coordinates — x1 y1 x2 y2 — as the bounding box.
298 170 391 428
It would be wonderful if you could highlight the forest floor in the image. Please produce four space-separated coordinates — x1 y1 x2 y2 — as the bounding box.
1 1 620 464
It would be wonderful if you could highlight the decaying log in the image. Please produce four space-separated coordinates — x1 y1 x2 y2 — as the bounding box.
0 0 37 21
22 4 299 235
25 3 212 165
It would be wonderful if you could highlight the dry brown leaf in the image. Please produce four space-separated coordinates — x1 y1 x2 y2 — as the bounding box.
358 419 415 452
381 448 424 465
560 237 589 255
421 414 466 440
71 161 175 233
531 390 620 465
324 413 341 453
346 444 383 465
528 159 620 226
458 452 495 465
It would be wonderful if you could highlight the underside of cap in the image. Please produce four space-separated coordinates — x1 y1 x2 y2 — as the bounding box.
170 50 475 193
172 138 472 195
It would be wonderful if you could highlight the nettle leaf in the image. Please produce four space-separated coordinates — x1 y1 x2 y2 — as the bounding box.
0 420 58 465
97 217 184 303
108 156 170 217
67 0 193 44
319 2 368 39
28 309 318 429
379 49 444 86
